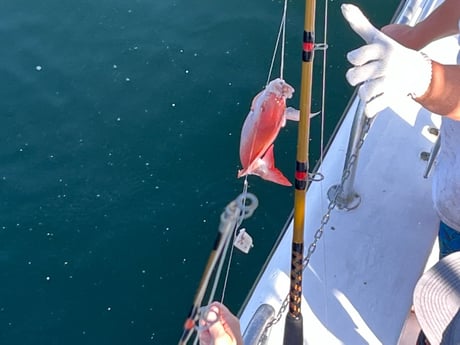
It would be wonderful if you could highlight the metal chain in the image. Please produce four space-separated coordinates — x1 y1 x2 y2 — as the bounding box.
262 115 372 335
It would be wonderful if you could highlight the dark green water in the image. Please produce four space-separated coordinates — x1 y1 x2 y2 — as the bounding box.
0 1 400 344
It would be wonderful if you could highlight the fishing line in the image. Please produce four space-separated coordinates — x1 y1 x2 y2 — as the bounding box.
219 178 248 302
185 190 257 345
182 4 291 343
318 0 330 327
319 5 328 166
203 180 249 307
188 183 252 345
190 226 235 345
219 0 290 304
280 0 288 80
266 0 289 85
186 3 291 337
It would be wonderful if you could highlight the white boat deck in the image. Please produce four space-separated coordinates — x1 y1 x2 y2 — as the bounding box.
238 1 459 343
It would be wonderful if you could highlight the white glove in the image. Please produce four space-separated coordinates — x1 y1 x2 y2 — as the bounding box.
341 4 432 118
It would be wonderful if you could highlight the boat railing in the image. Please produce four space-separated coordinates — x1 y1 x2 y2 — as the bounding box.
242 304 275 345
423 133 441 178
327 99 370 210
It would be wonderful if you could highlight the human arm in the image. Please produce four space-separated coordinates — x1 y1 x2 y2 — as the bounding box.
341 3 460 120
382 0 460 50
198 302 243 345
380 0 460 120
416 62 460 120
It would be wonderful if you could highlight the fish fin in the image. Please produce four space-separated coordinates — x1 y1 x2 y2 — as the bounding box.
238 146 291 186
259 145 292 186
285 107 321 121
237 168 247 178
262 168 292 186
310 110 321 119
285 107 300 121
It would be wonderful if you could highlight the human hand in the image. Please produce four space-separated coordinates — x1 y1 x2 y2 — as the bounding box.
341 4 432 118
198 302 243 345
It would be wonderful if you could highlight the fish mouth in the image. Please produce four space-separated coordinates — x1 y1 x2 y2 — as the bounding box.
267 78 295 99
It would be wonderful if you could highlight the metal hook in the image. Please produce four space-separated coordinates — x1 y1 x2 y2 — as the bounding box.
308 172 324 182
314 43 328 51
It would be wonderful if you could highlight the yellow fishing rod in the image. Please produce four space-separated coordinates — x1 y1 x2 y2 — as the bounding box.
284 0 316 343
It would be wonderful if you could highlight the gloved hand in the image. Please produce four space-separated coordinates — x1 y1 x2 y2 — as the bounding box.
341 4 432 118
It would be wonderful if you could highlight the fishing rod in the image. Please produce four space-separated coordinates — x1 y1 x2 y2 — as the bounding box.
177 192 258 345
284 0 316 343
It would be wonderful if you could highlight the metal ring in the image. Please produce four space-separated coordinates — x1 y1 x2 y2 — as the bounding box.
314 43 328 51
236 193 259 219
308 172 324 182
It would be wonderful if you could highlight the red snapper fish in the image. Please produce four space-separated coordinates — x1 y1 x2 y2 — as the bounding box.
238 78 299 186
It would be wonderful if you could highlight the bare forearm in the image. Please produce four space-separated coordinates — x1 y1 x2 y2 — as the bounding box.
416 62 460 120
412 0 460 48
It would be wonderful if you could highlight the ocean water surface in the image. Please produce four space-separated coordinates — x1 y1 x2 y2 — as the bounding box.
0 0 400 344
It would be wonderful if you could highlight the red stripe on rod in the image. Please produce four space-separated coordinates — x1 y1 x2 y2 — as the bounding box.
303 42 314 52
295 171 307 181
